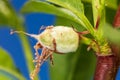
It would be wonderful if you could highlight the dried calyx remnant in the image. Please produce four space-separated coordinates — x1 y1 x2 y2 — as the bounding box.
11 26 89 80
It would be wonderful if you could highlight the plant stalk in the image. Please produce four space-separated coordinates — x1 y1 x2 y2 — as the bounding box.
113 5 120 28
94 54 119 80
94 4 120 80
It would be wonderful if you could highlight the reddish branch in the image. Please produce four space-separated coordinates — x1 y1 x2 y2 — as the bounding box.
94 45 120 80
94 5 120 80
95 16 100 29
94 55 118 80
113 5 120 28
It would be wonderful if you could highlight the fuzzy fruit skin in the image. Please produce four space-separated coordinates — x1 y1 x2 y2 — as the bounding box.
38 26 79 53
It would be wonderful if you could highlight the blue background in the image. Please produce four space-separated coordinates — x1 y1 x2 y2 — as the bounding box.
0 0 55 80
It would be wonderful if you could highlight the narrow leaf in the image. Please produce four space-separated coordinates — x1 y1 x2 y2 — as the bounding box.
92 0 106 41
92 0 105 27
47 0 84 13
55 16 85 31
81 0 118 10
0 48 15 70
103 24 120 44
0 48 25 80
105 0 118 10
22 0 95 37
0 66 25 80
0 0 22 29
47 0 95 36
21 0 84 27
0 1 38 79
92 0 101 27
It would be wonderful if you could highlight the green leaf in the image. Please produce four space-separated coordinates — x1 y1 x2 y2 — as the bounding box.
47 0 84 13
0 66 25 80
21 0 84 27
22 0 95 37
55 16 85 31
84 2 94 25
0 48 25 80
105 0 118 10
92 0 105 27
103 24 120 44
82 0 118 10
0 48 15 70
0 1 38 79
0 0 23 29
92 0 106 41
47 0 95 36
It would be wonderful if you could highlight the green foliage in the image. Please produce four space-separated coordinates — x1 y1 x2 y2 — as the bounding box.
22 0 95 36
0 0 120 80
92 0 105 27
0 0 38 80
105 0 118 10
21 0 85 30
55 16 85 31
21 0 96 79
81 0 118 10
0 48 15 70
0 66 25 80
103 24 120 44
0 0 22 29
21 0 120 80
0 48 25 80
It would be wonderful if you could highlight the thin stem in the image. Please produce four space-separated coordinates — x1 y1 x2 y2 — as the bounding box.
11 30 39 39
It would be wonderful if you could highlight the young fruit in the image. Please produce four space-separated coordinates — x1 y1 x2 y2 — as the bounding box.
11 26 88 80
